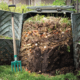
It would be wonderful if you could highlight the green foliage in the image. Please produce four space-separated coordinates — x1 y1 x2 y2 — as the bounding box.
55 24 57 29
67 8 77 12
67 46 70 52
73 0 80 2
63 73 78 80
0 35 19 40
55 70 60 75
77 71 80 76
52 0 76 12
15 3 32 13
53 0 66 6
59 17 71 25
26 14 45 23
79 41 80 43
53 0 80 6
0 2 32 13
0 35 12 39
35 14 45 22
48 28 52 32
35 1 53 6
0 1 8 11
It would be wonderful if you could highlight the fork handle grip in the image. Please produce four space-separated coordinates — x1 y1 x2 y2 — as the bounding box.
8 5 16 7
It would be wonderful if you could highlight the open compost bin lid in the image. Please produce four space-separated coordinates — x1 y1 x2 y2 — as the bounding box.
27 6 74 13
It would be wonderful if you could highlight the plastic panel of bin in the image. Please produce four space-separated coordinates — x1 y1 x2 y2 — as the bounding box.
71 13 80 68
0 10 24 61
0 39 19 64
0 10 23 40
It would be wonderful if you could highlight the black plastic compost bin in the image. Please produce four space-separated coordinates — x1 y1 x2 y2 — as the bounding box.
19 6 80 74
25 6 76 69
0 6 78 70
71 13 80 69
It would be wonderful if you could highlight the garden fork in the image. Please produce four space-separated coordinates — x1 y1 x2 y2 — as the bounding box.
8 5 22 72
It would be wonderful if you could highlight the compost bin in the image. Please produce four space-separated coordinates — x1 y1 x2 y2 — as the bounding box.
0 5 79 75
19 6 76 75
71 13 80 69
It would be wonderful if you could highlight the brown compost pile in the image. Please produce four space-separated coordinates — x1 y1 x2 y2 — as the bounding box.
19 14 75 75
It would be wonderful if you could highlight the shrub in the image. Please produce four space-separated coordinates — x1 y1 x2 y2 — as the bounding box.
0 2 32 13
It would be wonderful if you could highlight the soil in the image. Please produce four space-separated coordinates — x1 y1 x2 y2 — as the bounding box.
77 75 80 80
18 16 77 76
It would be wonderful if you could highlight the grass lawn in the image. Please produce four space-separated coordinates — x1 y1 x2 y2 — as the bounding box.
0 65 79 80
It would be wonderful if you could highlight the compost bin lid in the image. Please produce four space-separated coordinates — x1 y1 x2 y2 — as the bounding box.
27 6 74 13
27 6 74 10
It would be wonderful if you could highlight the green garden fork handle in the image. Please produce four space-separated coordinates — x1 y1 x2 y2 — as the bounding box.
8 5 16 12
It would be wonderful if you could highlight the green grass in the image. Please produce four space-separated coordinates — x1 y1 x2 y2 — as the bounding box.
0 65 79 80
0 35 13 39
0 35 19 40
